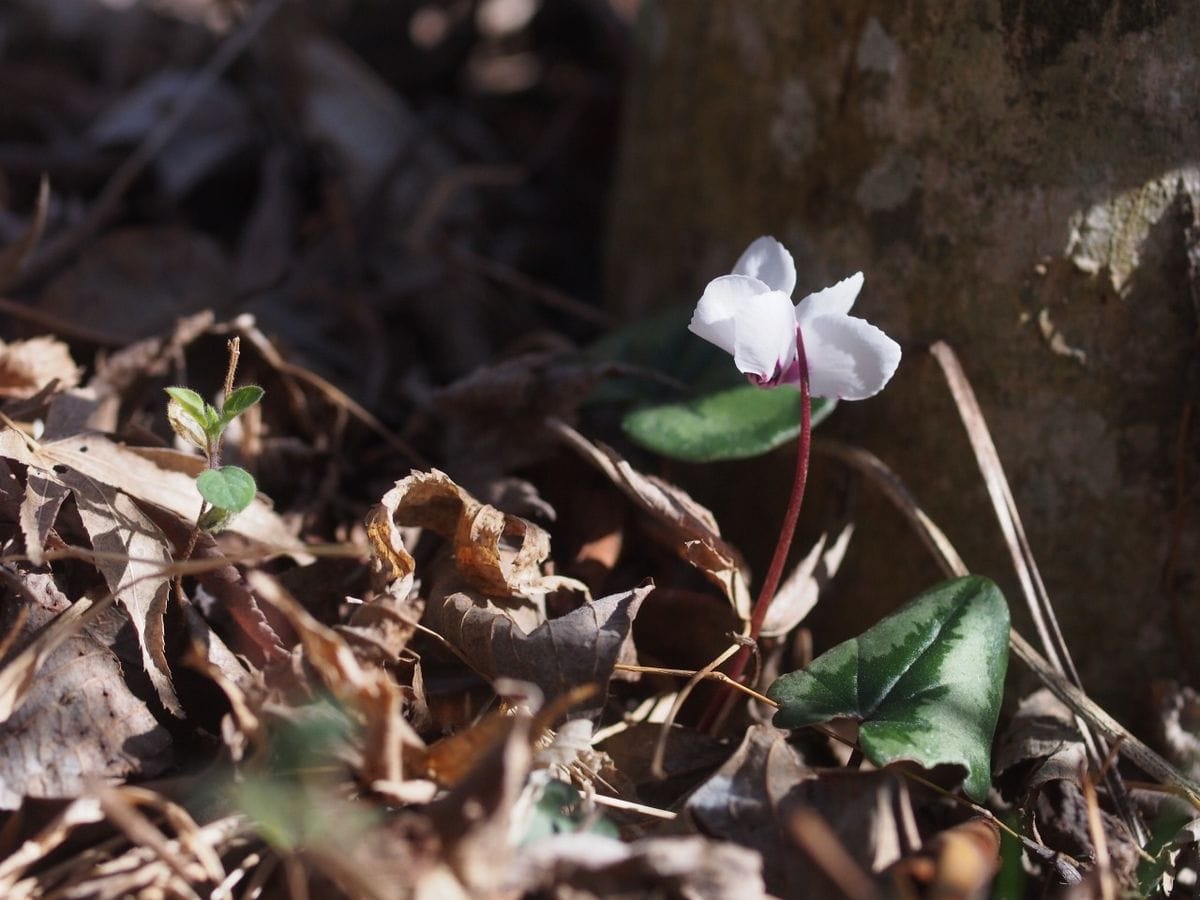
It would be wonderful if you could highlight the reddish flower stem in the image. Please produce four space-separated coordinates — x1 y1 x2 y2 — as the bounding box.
698 328 812 732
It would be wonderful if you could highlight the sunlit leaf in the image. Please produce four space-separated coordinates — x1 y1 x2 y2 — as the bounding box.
164 386 206 421
767 576 1010 801
196 465 258 514
623 385 835 462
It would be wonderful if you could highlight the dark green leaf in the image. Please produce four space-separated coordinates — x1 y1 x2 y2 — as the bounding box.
767 576 1010 801
222 385 265 421
196 466 258 514
587 305 737 406
622 385 835 462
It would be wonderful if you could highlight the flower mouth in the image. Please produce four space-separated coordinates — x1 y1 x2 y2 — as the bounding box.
748 352 803 388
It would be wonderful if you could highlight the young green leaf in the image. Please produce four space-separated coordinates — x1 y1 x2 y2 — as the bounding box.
767 576 1010 801
222 385 265 421
623 386 835 462
164 387 207 421
196 466 258 514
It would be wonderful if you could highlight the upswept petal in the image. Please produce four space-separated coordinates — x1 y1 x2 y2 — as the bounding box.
795 271 864 324
733 236 797 297
689 274 772 357
730 289 799 382
802 313 901 401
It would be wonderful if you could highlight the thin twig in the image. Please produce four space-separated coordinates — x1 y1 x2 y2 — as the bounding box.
613 662 778 707
929 341 1146 843
650 641 743 779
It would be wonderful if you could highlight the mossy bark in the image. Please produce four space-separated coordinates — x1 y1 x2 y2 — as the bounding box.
607 1 1200 727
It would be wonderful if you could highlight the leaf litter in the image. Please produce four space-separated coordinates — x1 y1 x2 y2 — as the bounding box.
0 1 1192 898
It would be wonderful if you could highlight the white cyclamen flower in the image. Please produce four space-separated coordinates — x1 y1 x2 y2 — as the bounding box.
689 236 901 400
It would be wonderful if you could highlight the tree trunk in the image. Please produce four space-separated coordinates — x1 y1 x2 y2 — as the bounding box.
607 1 1200 727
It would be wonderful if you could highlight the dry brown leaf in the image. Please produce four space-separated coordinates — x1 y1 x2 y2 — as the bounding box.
686 724 812 896
0 336 80 399
247 570 424 785
550 420 752 620
424 710 532 895
38 226 233 343
368 469 577 599
776 768 921 891
18 470 70 566
424 583 651 719
887 817 1001 900
59 467 183 717
142 504 288 668
0 570 172 809
508 833 767 899
0 429 310 561
759 523 854 638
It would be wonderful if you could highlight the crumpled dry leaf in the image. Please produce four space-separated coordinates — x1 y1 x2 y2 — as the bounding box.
0 429 309 561
507 833 767 899
686 724 811 896
0 570 172 809
18 470 69 566
60 468 183 717
994 689 1139 880
994 689 1088 797
432 354 614 476
421 710 533 896
425 583 651 719
0 336 80 399
247 570 424 786
550 420 752 621
367 468 578 599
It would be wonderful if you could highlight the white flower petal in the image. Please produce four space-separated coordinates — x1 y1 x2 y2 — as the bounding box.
732 236 797 296
689 274 772 356
730 290 799 381
795 271 864 324
802 313 901 400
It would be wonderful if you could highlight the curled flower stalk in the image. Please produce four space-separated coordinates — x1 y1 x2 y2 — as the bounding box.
689 236 901 730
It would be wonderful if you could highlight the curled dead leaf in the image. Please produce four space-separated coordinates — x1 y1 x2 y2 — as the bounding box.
424 583 651 720
0 336 80 399
367 469 577 599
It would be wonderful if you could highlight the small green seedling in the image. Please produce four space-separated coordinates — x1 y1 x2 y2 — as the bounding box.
165 383 264 531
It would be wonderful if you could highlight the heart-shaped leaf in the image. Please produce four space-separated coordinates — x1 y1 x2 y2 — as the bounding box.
767 576 1010 801
196 465 258 514
622 386 835 462
222 384 265 421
